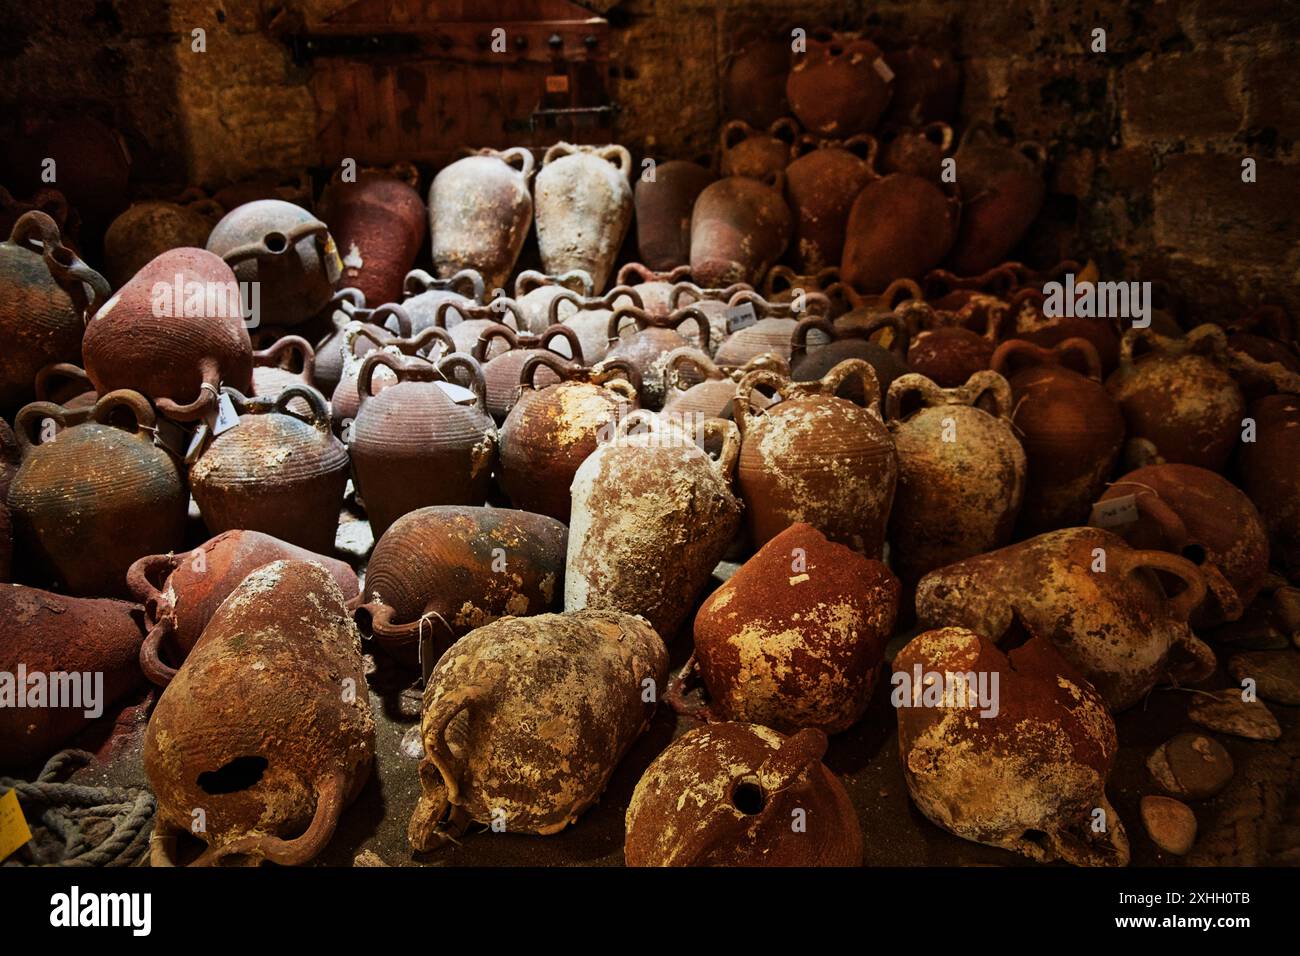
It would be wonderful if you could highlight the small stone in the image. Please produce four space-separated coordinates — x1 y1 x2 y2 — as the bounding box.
353 850 388 867
1228 650 1300 705
1147 733 1234 799
1140 795 1197 855
1187 690 1282 741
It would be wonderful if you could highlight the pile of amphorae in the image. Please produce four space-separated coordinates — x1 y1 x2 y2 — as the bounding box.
2 29 1298 868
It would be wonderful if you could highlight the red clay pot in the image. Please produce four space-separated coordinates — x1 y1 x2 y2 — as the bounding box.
634 161 716 271
605 304 712 409
718 118 799 180
945 125 1047 276
129 529 358 687
318 165 425 307
474 323 585 421
690 174 792 288
840 173 959 292
0 584 146 770
787 31 893 136
103 194 223 289
784 134 878 273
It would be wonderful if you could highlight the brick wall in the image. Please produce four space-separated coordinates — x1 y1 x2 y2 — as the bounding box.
2 0 1297 320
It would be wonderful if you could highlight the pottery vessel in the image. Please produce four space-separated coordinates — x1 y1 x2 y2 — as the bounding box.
991 338 1124 534
0 585 145 769
634 161 716 271
428 148 534 293
783 134 878 273
349 352 497 540
474 323 585 421
103 194 223 289
356 505 566 666
945 125 1047 276
318 166 425 306
887 371 1026 583
660 347 788 421
534 143 633 293
145 561 375 866
605 304 712 409
7 390 186 598
497 355 640 522
840 173 959 292
514 268 595 334
734 360 897 555
409 609 667 848
719 118 799 180
565 411 742 639
895 627 1129 866
0 212 109 412
625 723 861 866
83 247 253 421
916 527 1214 711
189 387 349 555
673 522 898 733
206 199 342 328
1238 393 1300 571
787 31 893 136
690 174 792 288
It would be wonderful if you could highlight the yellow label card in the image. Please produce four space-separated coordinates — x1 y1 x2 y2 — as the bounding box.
0 788 33 861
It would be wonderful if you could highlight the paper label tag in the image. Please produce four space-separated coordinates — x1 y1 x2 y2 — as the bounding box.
726 301 758 333
1091 494 1139 528
873 57 895 82
546 74 570 94
323 234 343 284
184 421 211 464
211 392 241 436
435 380 478 405
0 789 33 862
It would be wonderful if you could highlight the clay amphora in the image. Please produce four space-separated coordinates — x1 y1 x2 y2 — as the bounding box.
783 133 878 272
103 194 223 289
534 143 634 293
428 147 534 292
318 164 425 306
604 304 712 409
787 31 893 135
840 173 959 292
945 124 1047 276
634 161 716 271
690 174 792 287
719 118 798 180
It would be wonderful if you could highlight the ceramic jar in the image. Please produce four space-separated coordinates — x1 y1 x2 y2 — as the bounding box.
895 627 1129 866
548 285 644 366
398 268 487 335
514 268 595 333
349 352 497 540
614 262 695 321
103 194 223 289
83 247 253 421
1106 325 1245 472
409 610 667 849
534 143 634 293
916 527 1215 712
497 355 640 522
945 125 1048 276
189 387 349 554
660 348 788 421
7 390 187 598
674 521 899 733
251 335 316 412
878 121 954 179
625 723 861 867
0 585 145 769
668 281 759 352
473 323 585 421
990 338 1124 534
634 161 716 271
886 371 1026 583
435 298 529 358
783 134 878 272
145 561 375 866
318 165 425 306
565 411 743 639
690 174 792 287
604 304 712 409
329 320 455 430
719 118 799 180
130 529 359 687
0 211 110 412
206 199 342 328
840 173 959 292
356 505 567 666
734 360 897 555
1094 463 1269 627
428 147 534 292
712 290 831 368
789 311 910 404
787 30 893 136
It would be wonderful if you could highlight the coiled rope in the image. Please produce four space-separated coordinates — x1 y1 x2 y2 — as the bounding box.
0 749 155 867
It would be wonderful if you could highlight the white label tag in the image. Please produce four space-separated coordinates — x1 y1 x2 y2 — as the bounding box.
212 392 241 435
153 417 194 458
873 57 895 82
726 301 758 333
435 380 478 405
1090 494 1139 528
185 421 211 464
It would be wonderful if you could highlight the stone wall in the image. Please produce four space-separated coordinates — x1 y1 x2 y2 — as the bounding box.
2 0 1297 318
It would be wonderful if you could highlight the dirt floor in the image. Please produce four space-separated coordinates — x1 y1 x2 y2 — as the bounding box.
39 500 1300 867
